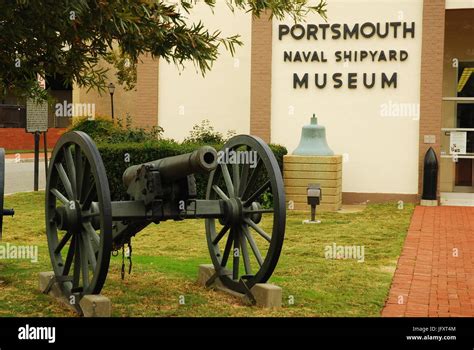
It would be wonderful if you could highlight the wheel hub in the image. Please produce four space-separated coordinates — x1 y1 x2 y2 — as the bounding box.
223 198 263 225
55 200 82 233
223 198 243 225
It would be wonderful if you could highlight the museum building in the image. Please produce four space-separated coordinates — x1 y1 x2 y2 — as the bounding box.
1 0 473 206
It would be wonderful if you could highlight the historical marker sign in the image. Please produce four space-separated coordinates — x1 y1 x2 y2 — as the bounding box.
26 99 48 133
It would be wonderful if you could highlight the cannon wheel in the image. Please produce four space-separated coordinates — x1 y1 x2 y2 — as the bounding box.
46 131 112 298
205 135 286 294
0 148 5 238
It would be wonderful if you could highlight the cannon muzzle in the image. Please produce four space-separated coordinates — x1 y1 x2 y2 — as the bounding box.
123 146 218 188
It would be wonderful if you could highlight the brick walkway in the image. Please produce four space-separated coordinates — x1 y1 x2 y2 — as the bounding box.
382 206 474 317
5 152 51 159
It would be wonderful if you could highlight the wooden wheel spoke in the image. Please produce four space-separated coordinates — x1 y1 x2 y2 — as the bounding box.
83 222 100 246
242 224 263 267
244 218 271 243
221 230 234 267
232 229 240 280
240 232 252 275
50 188 69 205
212 224 230 245
63 146 77 198
83 232 97 271
243 180 271 207
55 163 74 200
239 162 250 197
73 234 81 288
221 163 235 199
79 235 89 289
74 145 84 199
81 211 100 219
212 185 229 201
232 163 240 198
55 231 72 254
62 235 76 276
241 159 261 200
80 161 92 203
82 183 97 209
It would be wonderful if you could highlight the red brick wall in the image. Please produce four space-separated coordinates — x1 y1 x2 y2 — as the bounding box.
0 128 66 150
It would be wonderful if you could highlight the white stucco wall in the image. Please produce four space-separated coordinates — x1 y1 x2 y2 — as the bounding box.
271 0 423 194
446 0 474 9
158 1 252 141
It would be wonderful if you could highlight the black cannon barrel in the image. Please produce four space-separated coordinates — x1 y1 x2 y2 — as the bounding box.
3 209 14 216
123 146 218 187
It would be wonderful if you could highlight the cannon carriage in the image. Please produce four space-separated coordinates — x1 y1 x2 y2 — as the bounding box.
45 131 286 300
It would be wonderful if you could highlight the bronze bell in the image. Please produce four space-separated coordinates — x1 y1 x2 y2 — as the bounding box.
293 114 334 156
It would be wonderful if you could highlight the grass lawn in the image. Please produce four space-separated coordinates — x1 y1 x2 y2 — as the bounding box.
0 192 414 317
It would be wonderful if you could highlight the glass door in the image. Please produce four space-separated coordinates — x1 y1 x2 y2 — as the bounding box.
455 104 474 187
441 61 474 193
454 63 474 190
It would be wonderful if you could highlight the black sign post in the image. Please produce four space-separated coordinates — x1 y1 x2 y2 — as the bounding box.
43 131 48 178
34 131 40 191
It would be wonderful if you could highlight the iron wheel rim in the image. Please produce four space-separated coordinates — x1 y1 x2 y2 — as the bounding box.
205 135 286 293
45 131 112 297
0 148 4 238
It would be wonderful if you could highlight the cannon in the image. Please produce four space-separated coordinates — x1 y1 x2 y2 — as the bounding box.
0 148 15 238
45 131 285 300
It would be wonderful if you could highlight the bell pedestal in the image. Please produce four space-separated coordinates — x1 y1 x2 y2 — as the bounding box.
284 155 342 212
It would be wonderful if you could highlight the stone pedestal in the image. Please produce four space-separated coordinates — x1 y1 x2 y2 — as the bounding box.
420 199 438 206
79 295 112 317
284 155 342 211
197 264 282 308
39 271 111 317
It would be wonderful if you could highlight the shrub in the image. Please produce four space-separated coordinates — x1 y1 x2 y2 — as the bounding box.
69 118 287 203
69 117 118 141
183 119 235 144
69 115 163 144
97 141 287 201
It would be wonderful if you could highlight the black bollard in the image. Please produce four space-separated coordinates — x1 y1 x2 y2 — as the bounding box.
422 147 438 200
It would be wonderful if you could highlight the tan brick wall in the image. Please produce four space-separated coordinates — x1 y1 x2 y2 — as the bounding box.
284 155 343 212
250 12 272 143
135 54 159 128
418 0 446 197
74 54 159 128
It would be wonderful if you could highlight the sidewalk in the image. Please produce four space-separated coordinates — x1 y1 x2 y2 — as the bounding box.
382 206 474 317
5 152 51 163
